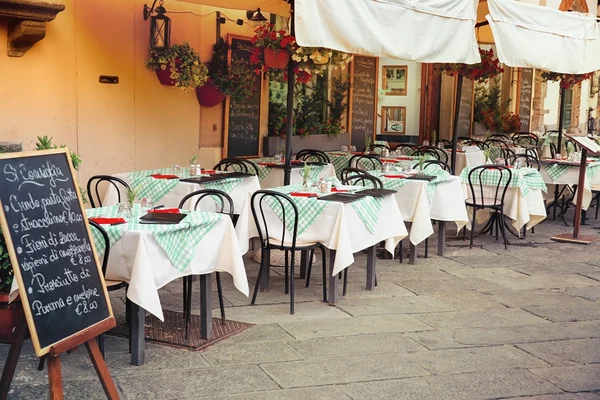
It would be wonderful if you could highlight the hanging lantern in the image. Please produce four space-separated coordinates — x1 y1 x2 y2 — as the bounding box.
143 0 171 51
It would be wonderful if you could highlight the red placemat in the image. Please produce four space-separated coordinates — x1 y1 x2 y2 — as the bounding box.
383 174 407 179
151 174 178 179
290 192 318 198
150 208 181 214
89 217 126 225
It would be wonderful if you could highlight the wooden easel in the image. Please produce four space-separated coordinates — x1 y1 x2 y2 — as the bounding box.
551 135 600 245
0 317 118 400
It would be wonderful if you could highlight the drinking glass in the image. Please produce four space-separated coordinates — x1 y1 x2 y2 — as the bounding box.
423 140 430 146
274 153 283 163
341 145 348 153
350 145 357 153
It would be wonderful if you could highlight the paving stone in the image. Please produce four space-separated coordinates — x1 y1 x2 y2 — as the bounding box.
202 341 305 366
581 272 600 282
524 299 600 322
512 263 600 275
160 291 233 311
509 246 600 264
336 295 456 316
565 286 600 301
489 289 582 308
10 354 97 385
222 302 350 325
517 338 600 366
446 254 529 268
482 274 600 290
342 281 417 298
396 277 506 294
413 308 549 329
224 324 295 343
507 394 600 400
531 364 600 392
279 314 433 340
116 366 279 399
9 378 115 400
208 386 353 400
341 370 561 400
444 267 529 280
406 345 549 374
404 330 476 350
431 292 508 310
105 345 210 376
260 353 429 388
288 332 428 358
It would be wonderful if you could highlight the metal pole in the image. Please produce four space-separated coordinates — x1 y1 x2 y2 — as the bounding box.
557 86 566 154
283 1 295 186
451 74 463 174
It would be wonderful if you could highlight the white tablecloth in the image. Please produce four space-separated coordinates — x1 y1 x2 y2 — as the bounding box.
104 173 261 214
539 164 600 210
396 177 469 245
235 193 408 276
446 149 486 175
260 164 336 189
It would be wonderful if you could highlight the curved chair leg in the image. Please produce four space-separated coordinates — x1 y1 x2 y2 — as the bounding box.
342 270 348 296
596 194 600 219
469 209 477 249
182 277 188 314
321 247 327 302
424 238 429 258
290 251 295 315
305 249 314 288
284 250 290 295
251 248 268 305
499 210 509 249
216 272 225 325
398 240 403 264
185 277 193 339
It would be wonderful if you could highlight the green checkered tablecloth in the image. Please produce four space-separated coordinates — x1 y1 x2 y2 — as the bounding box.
542 161 600 183
266 186 328 236
326 153 352 178
350 195 383 233
369 168 454 202
254 158 327 182
459 167 547 197
87 205 222 272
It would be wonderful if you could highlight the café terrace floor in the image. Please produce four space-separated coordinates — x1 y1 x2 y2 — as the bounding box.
3 210 600 399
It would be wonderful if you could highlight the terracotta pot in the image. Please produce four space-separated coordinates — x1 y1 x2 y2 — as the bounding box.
155 59 182 86
0 293 23 343
264 48 290 69
196 78 226 108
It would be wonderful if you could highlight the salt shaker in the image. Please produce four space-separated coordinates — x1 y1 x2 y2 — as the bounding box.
319 178 327 193
382 148 390 158
190 164 197 176
195 164 202 176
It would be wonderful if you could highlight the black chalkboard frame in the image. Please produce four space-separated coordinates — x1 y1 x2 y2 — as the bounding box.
349 55 379 151
0 149 114 357
517 68 533 132
454 77 475 137
223 34 263 159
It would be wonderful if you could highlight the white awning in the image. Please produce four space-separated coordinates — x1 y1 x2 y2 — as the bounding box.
486 0 600 74
294 0 481 63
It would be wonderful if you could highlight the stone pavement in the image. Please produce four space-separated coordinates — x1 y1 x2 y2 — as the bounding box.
3 212 600 399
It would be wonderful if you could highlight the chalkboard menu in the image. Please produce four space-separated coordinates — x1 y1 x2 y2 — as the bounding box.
226 36 262 158
0 150 112 356
351 56 377 150
456 78 474 137
519 68 533 132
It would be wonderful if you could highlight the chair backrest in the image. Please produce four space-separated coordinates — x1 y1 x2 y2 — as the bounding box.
550 143 558 158
250 190 298 250
349 154 382 171
416 146 448 163
87 175 130 208
467 165 512 209
88 220 110 277
488 133 510 142
505 153 540 170
484 138 509 149
214 158 259 176
565 138 581 153
421 159 451 173
340 168 383 188
460 138 486 149
438 139 453 150
295 149 331 163
364 143 390 153
178 189 234 218
394 144 418 155
512 133 539 146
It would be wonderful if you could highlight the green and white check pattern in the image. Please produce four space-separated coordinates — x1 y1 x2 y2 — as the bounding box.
350 196 383 234
129 175 180 205
87 205 222 272
203 177 243 193
254 158 327 182
266 185 328 236
327 153 352 178
459 167 547 197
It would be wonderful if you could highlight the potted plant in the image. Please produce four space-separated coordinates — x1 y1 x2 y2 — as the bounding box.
146 42 209 92
197 38 257 107
435 48 504 83
291 47 352 84
250 23 297 71
541 71 594 89
473 83 521 135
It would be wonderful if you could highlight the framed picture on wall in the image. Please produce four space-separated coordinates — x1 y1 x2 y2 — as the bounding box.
381 106 406 134
382 66 407 96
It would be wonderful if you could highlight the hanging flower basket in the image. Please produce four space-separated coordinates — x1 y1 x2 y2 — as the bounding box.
146 42 209 92
264 48 291 69
435 48 504 82
154 59 181 86
0 293 22 343
541 71 594 89
196 78 226 108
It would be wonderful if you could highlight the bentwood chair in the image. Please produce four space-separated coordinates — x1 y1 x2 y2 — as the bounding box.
87 175 130 208
415 146 448 164
512 132 540 147
460 138 486 149
421 159 451 173
250 190 328 314
214 158 259 176
488 133 510 142
349 154 382 171
340 168 383 189
295 149 331 164
395 144 419 155
178 189 231 336
505 154 540 170
438 139 453 150
364 143 390 154
465 165 512 249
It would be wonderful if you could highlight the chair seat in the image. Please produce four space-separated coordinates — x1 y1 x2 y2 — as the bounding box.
106 279 127 290
465 198 503 208
267 238 320 249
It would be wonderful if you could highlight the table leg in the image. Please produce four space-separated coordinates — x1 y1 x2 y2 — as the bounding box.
328 250 338 306
437 221 447 256
366 245 376 291
299 251 308 279
409 242 418 264
199 274 213 340
129 302 146 366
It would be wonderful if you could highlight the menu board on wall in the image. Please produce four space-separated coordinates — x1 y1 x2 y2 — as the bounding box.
518 68 533 132
350 56 377 150
0 150 113 356
456 78 474 137
225 35 262 158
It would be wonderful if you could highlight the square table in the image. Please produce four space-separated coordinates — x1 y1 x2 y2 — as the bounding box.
253 159 336 188
539 160 600 211
445 149 486 175
235 185 408 304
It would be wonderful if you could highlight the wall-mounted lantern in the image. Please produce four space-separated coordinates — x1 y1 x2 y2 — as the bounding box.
143 0 171 51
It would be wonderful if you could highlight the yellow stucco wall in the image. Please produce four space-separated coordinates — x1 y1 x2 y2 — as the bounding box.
0 1 258 183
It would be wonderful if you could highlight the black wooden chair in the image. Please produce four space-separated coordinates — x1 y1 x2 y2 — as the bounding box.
488 133 510 142
295 149 331 163
415 146 448 164
87 175 130 208
421 159 451 173
438 139 453 149
394 144 419 155
464 165 512 249
565 138 581 153
349 154 381 171
364 143 390 154
459 138 486 149
484 138 509 149
340 168 383 189
214 158 259 176
512 132 539 147
178 189 231 336
250 191 328 314
505 154 540 170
